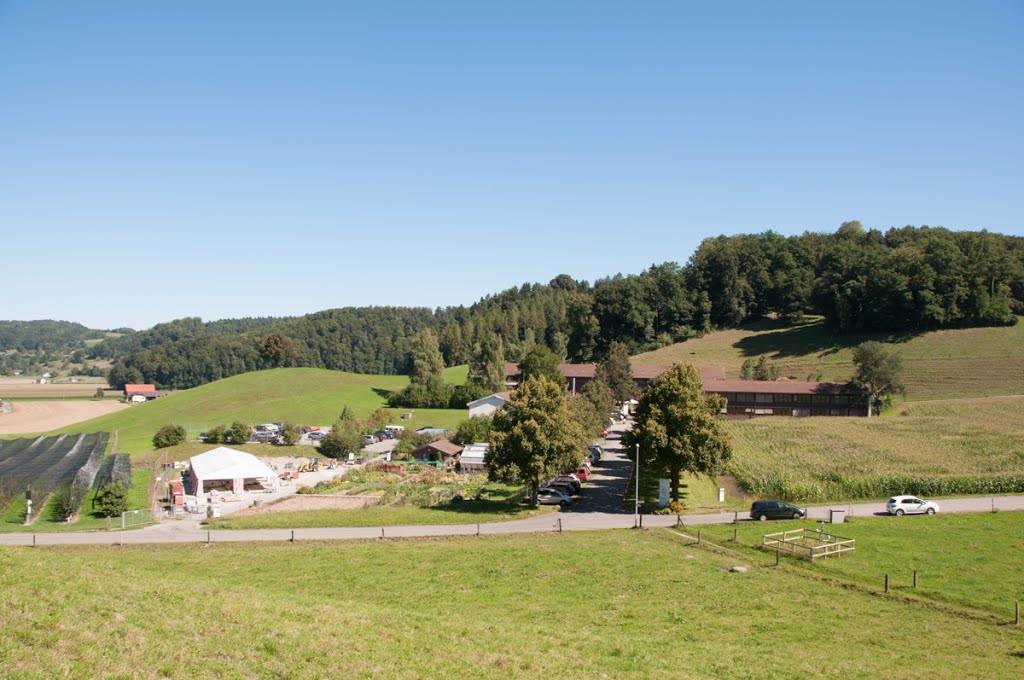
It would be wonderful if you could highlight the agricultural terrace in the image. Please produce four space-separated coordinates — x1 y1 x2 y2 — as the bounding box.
44 367 468 454
1 528 1021 678
205 467 554 529
633 316 1024 401
726 397 1024 502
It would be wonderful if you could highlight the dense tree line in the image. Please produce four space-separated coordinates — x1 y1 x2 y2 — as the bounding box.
95 224 1024 389
0 320 109 353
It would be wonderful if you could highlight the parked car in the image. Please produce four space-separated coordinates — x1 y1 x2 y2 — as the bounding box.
575 468 589 482
542 481 577 497
886 495 939 516
750 500 805 521
537 488 572 506
555 475 582 492
307 431 326 441
373 431 390 441
363 434 379 444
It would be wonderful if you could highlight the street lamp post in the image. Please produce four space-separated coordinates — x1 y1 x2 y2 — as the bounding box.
634 443 640 525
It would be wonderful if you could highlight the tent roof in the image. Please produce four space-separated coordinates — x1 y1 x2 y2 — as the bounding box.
190 447 275 481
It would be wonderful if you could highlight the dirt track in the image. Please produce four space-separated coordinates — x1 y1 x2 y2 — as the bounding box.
0 400 128 435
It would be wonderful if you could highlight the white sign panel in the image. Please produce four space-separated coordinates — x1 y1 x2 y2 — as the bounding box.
658 479 670 507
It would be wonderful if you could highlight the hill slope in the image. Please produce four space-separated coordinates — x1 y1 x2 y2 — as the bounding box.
49 367 468 454
633 317 1024 401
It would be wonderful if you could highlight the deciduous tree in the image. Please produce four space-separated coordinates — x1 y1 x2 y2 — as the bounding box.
625 363 731 503
595 341 635 402
852 341 906 417
152 424 187 449
489 375 583 504
516 345 562 385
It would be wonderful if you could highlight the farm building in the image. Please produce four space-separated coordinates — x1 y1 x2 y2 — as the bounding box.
459 443 489 472
466 391 510 418
504 363 727 394
186 447 277 496
410 439 463 463
704 379 867 417
123 383 161 401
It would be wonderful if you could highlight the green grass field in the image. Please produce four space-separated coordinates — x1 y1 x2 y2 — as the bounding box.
725 396 1024 502
204 500 556 530
41 367 468 454
697 511 1024 621
633 316 1024 401
1 525 1021 678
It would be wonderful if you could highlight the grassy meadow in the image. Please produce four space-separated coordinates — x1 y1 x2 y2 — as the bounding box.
1 527 1021 678
38 367 469 454
696 511 1024 622
633 316 1024 401
724 397 1024 502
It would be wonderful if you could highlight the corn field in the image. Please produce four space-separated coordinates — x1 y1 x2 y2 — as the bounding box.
726 397 1024 502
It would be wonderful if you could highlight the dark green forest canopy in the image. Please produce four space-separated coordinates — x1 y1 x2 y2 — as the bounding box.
88 224 1024 389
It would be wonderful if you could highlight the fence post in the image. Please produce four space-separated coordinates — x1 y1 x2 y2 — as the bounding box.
913 570 918 589
381 528 385 539
558 518 562 533
477 523 480 536
884 574 889 593
775 546 780 566
32 534 36 547
290 530 295 543
207 530 211 545
697 530 702 545
733 511 738 524
1015 600 1020 626
732 527 738 543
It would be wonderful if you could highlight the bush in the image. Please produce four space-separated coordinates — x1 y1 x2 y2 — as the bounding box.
52 486 82 521
280 422 302 446
226 421 251 445
96 481 129 518
206 424 227 444
153 424 187 449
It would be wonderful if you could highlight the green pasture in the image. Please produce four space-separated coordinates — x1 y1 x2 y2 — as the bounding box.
42 367 468 454
696 511 1024 621
634 316 1024 401
1 527 1021 678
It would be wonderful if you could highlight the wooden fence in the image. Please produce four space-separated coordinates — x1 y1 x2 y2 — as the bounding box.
762 527 855 560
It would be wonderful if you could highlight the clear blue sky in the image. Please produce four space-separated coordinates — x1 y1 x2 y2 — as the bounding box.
2 1 1022 330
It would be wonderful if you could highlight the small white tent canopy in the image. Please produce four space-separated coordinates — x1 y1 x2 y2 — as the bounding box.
188 447 277 495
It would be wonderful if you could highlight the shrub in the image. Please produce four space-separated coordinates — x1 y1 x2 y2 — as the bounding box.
153 424 187 449
52 486 82 521
96 481 129 518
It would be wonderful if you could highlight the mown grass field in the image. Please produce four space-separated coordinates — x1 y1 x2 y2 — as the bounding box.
633 316 1024 401
1 527 1021 678
37 367 469 454
697 511 1024 622
725 397 1024 502
204 500 556 530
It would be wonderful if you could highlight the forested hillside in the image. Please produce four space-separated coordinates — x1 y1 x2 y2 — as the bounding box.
92 223 1024 389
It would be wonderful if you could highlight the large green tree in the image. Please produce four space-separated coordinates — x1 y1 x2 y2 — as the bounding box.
408 329 445 388
318 420 363 459
626 363 731 503
851 341 906 417
489 375 584 504
516 345 563 385
595 340 635 402
467 335 506 393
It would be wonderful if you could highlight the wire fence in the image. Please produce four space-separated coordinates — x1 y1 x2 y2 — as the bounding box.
120 508 153 529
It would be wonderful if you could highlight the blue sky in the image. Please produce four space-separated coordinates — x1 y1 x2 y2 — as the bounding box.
2 1 1022 329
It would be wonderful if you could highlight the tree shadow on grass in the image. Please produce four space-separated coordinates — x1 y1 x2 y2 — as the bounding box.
733 320 924 360
372 388 393 400
422 489 534 518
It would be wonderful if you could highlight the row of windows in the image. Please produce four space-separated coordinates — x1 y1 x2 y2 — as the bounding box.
725 406 864 417
710 391 855 406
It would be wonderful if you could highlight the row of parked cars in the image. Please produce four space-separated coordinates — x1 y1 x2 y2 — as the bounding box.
749 495 942 521
537 445 603 506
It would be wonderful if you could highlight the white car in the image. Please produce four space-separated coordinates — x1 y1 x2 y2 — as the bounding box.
537 489 572 506
886 495 939 516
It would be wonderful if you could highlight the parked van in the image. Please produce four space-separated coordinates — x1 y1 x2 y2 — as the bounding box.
383 425 405 434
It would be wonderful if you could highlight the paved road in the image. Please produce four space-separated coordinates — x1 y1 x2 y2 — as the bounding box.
2 417 1021 547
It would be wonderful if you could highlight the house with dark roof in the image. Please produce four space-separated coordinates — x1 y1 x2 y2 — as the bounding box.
702 379 867 417
409 439 464 463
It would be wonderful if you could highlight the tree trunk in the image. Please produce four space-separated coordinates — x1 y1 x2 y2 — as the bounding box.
867 394 873 418
670 467 681 503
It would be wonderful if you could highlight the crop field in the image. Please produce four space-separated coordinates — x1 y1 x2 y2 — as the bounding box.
0 380 109 399
633 316 1024 401
1 528 1021 678
0 400 129 435
45 367 468 454
725 397 1024 502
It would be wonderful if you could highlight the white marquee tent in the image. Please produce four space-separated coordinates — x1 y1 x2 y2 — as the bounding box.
187 447 277 496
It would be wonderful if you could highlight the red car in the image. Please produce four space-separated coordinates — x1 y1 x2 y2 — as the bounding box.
575 467 589 481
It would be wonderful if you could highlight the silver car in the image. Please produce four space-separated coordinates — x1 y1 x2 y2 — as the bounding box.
886 495 939 516
537 489 572 507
